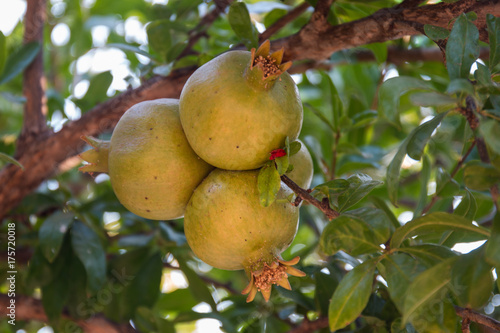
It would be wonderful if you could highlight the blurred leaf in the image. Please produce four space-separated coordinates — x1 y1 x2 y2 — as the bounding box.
464 162 500 191
446 78 475 96
346 207 392 244
485 213 500 267
176 257 217 310
42 272 69 323
228 1 258 50
147 19 172 59
351 109 378 128
71 221 106 293
288 140 302 156
402 257 456 325
304 103 335 132
322 72 343 131
397 244 457 267
275 286 315 310
450 247 493 309
159 222 186 246
0 32 6 77
407 111 448 160
328 258 377 331
390 212 489 249
409 92 457 107
126 252 163 311
337 173 382 212
378 76 434 124
363 42 387 63
155 288 198 313
315 269 340 315
77 71 113 109
487 14 500 72
453 189 477 220
107 43 157 60
263 8 287 28
0 152 24 170
258 162 281 207
414 154 431 216
479 119 500 155
0 41 40 85
39 211 74 263
446 13 479 80
370 196 400 231
435 167 460 197
424 24 450 40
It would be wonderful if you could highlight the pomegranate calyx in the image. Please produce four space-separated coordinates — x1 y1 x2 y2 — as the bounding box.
242 256 305 303
78 135 110 174
248 40 292 89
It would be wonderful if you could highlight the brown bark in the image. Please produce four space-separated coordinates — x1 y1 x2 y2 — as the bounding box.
0 294 137 333
0 0 498 218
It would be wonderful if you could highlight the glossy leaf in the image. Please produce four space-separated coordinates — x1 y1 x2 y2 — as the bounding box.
258 162 281 207
446 78 475 96
304 103 335 132
126 252 163 311
321 71 343 131
177 257 217 310
71 221 106 293
407 111 448 161
396 244 457 267
453 189 477 220
446 13 479 80
424 24 450 40
487 14 500 72
0 152 24 170
390 212 490 249
479 119 500 155
409 92 457 107
228 1 258 49
402 257 456 325
0 41 40 85
39 211 74 263
414 154 431 216
485 213 500 267
336 173 382 212
329 258 377 331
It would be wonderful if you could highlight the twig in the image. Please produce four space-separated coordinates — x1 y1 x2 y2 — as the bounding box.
0 294 137 333
259 2 310 42
281 174 339 220
455 306 500 332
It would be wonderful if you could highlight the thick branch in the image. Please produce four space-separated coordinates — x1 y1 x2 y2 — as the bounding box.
17 0 51 157
0 294 137 333
1 0 498 218
275 0 499 62
281 175 339 220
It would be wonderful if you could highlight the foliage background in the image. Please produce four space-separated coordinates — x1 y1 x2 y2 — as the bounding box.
0 0 500 332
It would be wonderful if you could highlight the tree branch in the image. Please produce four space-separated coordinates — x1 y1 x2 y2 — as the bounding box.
259 2 310 42
287 317 328 333
281 175 339 220
455 306 500 332
1 0 498 218
17 0 51 157
0 294 137 333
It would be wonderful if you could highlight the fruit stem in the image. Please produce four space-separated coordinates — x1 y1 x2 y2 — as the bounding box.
244 40 292 91
78 135 110 174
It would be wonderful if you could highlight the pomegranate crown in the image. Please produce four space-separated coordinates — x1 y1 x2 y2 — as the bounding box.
247 40 292 89
78 135 110 175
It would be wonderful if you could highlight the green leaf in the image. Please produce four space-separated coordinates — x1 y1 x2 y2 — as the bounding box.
485 213 500 267
0 41 40 85
424 24 450 41
304 103 335 132
409 92 458 107
42 273 69 323
446 78 475 96
126 252 163 310
446 13 479 80
363 42 388 63
378 76 434 124
479 119 500 155
435 167 460 197
414 154 431 216
107 43 157 60
320 214 382 256
321 71 343 131
176 257 217 310
147 20 172 59
275 286 316 310
39 211 74 263
402 257 456 325
328 258 377 331
0 32 6 76
451 247 493 309
155 289 198 313
396 244 457 267
71 221 106 293
258 162 281 207
453 189 477 220
387 112 448 204
487 14 500 72
0 152 24 170
407 111 448 160
288 140 302 156
315 269 341 316
464 162 500 191
228 1 258 50
337 173 382 212
346 207 392 245
390 212 490 249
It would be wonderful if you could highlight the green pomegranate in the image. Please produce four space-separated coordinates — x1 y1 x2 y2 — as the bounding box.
79 99 214 220
286 139 314 189
184 169 305 302
179 40 303 171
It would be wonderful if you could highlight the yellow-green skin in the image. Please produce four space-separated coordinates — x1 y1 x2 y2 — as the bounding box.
287 140 314 189
179 51 303 171
109 99 214 220
184 169 299 272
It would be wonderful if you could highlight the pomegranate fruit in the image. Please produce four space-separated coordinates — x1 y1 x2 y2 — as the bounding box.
287 139 313 189
79 99 214 220
184 169 305 302
179 40 303 170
